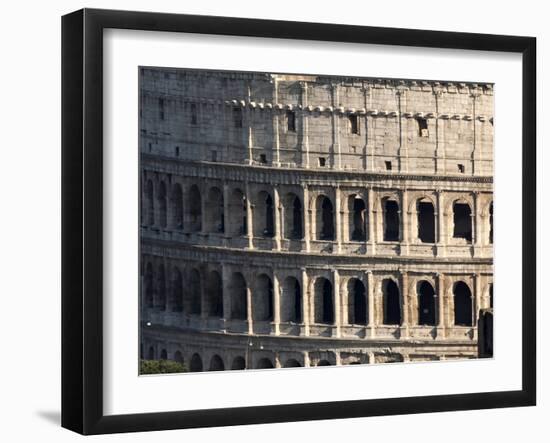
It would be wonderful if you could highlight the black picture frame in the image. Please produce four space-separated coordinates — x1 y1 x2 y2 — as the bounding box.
61 8 536 435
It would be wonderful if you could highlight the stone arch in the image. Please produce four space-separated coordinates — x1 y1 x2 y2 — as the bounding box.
170 266 183 312
317 360 331 366
189 353 203 372
170 183 184 230
281 276 301 323
229 272 248 320
256 358 274 369
227 188 247 236
254 190 274 237
382 278 401 325
174 350 184 364
348 278 367 325
231 356 246 370
283 193 303 240
382 197 400 241
156 264 166 310
209 354 225 371
314 277 334 324
188 184 202 232
145 180 154 226
253 273 274 321
144 262 154 308
187 268 202 315
454 281 473 326
283 359 302 368
348 194 367 241
157 181 167 228
315 195 335 240
417 280 436 325
452 200 472 242
204 186 224 233
205 270 223 318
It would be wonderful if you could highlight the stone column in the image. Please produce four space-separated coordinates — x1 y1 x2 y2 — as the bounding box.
400 270 410 338
274 352 281 369
474 273 481 327
301 268 310 336
246 282 253 335
367 187 376 255
401 189 410 255
303 186 311 252
245 182 254 249
333 269 341 337
273 186 282 251
437 190 446 257
473 191 481 256
335 187 342 253
436 273 446 338
273 271 281 335
367 271 375 337
300 82 310 168
303 351 311 367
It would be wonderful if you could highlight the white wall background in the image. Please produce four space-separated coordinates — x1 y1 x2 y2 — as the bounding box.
0 0 545 441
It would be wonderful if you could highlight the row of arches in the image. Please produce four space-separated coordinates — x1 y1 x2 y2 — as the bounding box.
142 180 493 245
144 261 486 327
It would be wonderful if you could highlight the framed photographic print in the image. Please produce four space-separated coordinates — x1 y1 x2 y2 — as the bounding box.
61 8 536 435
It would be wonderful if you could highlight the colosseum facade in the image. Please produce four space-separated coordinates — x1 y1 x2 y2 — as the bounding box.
139 67 494 372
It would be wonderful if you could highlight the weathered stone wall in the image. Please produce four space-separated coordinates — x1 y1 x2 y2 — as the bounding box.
139 67 493 371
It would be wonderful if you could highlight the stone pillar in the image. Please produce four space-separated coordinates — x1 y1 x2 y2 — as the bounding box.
367 271 375 337
246 278 253 335
301 268 310 336
273 186 282 251
300 82 310 168
245 182 254 249
474 273 481 327
303 351 311 367
333 269 341 337
331 84 341 169
303 186 311 252
273 78 280 166
436 273 446 338
367 187 376 255
273 271 281 335
473 191 481 256
437 190 446 257
401 189 410 255
274 352 281 369
400 270 410 338
335 187 342 253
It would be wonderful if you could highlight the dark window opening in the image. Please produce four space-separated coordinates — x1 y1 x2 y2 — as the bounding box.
171 268 183 312
156 265 166 311
209 355 225 371
349 279 367 325
489 202 493 244
287 110 296 132
159 98 165 120
190 353 203 372
292 197 303 239
320 279 334 324
175 146 180 156
383 200 400 241
171 183 183 230
145 263 154 308
189 269 201 315
160 349 167 360
148 142 152 152
231 356 246 370
233 107 242 128
174 351 183 364
145 180 154 226
284 359 301 368
147 346 155 360
211 151 217 162
453 202 472 241
259 154 267 164
189 185 202 232
206 271 223 318
417 117 428 137
349 114 359 134
254 275 274 322
418 281 436 325
320 197 335 240
454 281 473 326
318 157 326 167
385 161 392 171
190 103 197 125
458 164 465 173
157 182 167 228
317 360 331 366
383 279 401 325
263 194 274 237
351 197 366 241
230 273 247 321
294 279 302 323
257 358 274 369
418 201 435 243
489 284 494 309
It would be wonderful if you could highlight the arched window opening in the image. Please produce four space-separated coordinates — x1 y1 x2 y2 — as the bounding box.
157 181 167 228
147 346 155 360
348 279 367 325
383 279 401 325
317 196 334 240
144 262 154 308
160 349 168 360
254 274 274 321
383 199 400 241
453 202 472 242
174 351 183 364
188 185 202 232
230 273 248 320
209 355 225 371
489 202 493 244
291 196 303 239
255 191 274 238
227 189 246 236
418 281 436 326
454 281 473 326
145 180 154 226
281 277 301 323
156 264 166 311
317 360 331 366
188 268 202 315
350 196 366 241
264 194 274 237
315 278 334 324
190 353 203 372
256 358 274 369
171 267 183 312
417 200 435 243
206 271 223 318
171 183 184 230
231 356 246 370
205 187 224 233
284 359 301 368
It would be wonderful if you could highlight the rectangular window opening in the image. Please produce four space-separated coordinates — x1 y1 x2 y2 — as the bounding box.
259 154 267 164
233 107 243 128
417 117 428 137
349 114 359 134
385 161 392 171
287 110 296 132
458 164 465 173
318 157 326 167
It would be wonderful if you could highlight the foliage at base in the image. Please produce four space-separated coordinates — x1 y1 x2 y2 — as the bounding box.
140 359 188 374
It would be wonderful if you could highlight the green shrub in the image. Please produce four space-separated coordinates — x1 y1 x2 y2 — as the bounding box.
140 359 188 374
